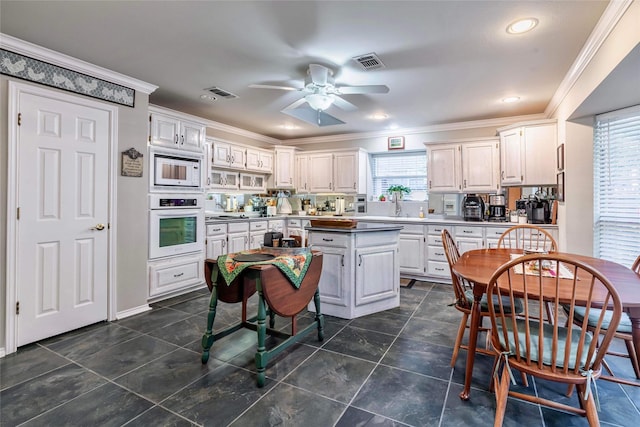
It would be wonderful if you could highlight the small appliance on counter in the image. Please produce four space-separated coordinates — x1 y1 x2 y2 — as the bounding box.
526 198 551 224
488 194 507 222
463 194 485 221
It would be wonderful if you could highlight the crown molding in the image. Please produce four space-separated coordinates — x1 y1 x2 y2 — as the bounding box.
280 113 546 145
544 0 633 117
0 33 158 94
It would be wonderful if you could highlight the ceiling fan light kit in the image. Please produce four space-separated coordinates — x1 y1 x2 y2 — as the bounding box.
250 63 389 127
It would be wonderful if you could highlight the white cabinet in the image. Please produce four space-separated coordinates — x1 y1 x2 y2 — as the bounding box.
498 120 557 186
249 221 268 249
426 224 453 278
149 109 205 153
272 146 296 188
307 149 367 194
355 244 398 306
427 139 499 193
485 225 511 249
212 140 245 169
398 224 426 276
295 154 310 192
205 223 227 260
210 170 239 190
148 252 204 298
246 147 273 173
427 144 461 192
268 219 285 233
239 173 266 192
455 225 484 254
227 222 249 253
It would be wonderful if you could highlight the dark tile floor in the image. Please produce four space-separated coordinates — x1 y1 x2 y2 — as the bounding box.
2 281 640 426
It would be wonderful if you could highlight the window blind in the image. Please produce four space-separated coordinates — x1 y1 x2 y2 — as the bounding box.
371 151 427 200
594 105 640 268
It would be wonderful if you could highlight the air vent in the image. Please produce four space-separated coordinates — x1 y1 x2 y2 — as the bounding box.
352 53 385 71
204 86 238 99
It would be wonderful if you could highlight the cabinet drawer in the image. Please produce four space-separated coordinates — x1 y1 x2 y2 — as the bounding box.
428 224 453 235
149 254 204 297
427 235 444 247
428 261 450 277
268 220 285 232
428 246 447 262
288 219 302 227
206 224 227 236
250 221 268 231
485 226 509 239
309 232 348 248
455 226 482 238
400 224 425 235
227 222 249 233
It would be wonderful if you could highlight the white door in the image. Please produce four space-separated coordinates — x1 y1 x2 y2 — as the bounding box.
16 92 110 346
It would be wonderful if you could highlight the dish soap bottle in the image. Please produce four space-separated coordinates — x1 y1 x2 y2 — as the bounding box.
419 207 425 218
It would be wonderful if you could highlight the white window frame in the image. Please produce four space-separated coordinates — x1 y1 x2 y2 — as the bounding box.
370 151 427 201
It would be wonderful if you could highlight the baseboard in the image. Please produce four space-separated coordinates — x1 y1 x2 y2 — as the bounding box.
0 347 6 358
116 304 151 320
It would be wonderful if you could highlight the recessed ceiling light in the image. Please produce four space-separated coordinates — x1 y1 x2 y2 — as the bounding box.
506 18 539 34
502 96 520 103
370 113 389 120
200 94 217 102
280 124 298 130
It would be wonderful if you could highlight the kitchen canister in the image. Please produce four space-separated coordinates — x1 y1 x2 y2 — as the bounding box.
510 211 519 222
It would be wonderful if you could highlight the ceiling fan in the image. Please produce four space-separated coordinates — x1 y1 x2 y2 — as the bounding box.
249 64 389 126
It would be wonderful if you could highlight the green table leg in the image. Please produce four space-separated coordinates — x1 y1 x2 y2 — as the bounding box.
313 288 324 341
201 284 219 363
254 282 268 387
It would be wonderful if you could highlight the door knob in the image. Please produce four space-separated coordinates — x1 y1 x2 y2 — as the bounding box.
91 224 105 231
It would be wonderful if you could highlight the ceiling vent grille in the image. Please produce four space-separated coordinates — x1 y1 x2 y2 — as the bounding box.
204 87 238 99
352 53 385 71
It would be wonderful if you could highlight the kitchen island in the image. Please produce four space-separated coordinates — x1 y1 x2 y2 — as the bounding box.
305 222 402 319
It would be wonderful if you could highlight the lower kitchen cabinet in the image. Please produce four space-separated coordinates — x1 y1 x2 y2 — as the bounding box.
307 228 400 319
205 223 227 259
455 225 483 254
249 220 268 249
148 252 204 298
227 221 249 253
426 224 453 279
398 224 426 276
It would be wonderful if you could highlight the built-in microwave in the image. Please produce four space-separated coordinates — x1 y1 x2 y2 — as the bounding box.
150 147 202 190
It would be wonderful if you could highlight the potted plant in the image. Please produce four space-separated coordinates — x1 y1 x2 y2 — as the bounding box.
387 185 411 200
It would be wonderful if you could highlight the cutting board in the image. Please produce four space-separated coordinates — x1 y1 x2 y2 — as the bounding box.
310 219 358 228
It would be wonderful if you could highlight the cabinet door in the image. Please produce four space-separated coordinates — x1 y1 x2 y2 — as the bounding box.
180 120 205 152
308 153 334 192
224 172 239 189
206 236 226 259
228 232 248 253
314 246 347 306
399 234 425 275
333 152 357 193
462 141 499 192
456 237 483 255
295 154 309 192
204 141 212 188
212 142 232 167
500 129 524 185
229 145 246 169
249 232 263 250
355 245 398 305
427 144 461 192
274 148 295 188
523 124 556 186
245 148 261 171
251 174 266 192
150 113 180 148
259 151 274 173
239 173 254 190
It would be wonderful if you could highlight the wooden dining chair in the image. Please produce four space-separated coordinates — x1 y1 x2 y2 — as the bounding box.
564 254 640 387
487 253 622 427
442 229 523 367
498 224 558 323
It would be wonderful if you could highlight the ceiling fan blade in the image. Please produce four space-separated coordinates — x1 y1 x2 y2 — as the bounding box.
308 64 330 87
249 84 300 91
282 105 345 127
281 97 308 111
337 85 390 94
332 95 358 112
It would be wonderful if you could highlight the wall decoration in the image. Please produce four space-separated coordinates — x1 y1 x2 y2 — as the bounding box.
388 136 405 150
556 172 565 202
0 49 135 107
121 148 144 177
557 143 565 171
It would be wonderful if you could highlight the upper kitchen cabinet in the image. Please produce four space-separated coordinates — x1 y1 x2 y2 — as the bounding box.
426 139 499 193
498 120 557 186
307 149 367 194
246 147 273 174
295 153 310 193
211 139 245 170
149 106 205 153
271 146 297 189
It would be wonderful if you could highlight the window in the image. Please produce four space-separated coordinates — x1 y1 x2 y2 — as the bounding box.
371 151 427 200
594 105 640 267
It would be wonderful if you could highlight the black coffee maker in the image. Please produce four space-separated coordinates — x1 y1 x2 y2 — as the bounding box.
488 194 507 222
463 194 485 221
526 198 551 224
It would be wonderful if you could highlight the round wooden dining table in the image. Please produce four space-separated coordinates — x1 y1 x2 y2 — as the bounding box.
452 248 640 400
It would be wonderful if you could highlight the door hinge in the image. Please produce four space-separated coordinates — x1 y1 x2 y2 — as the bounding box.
16 301 20 315
17 207 20 220
18 112 22 126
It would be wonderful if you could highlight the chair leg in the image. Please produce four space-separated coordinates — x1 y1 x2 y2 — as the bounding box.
545 302 555 325
451 312 469 367
576 383 601 427
624 339 640 379
494 361 511 427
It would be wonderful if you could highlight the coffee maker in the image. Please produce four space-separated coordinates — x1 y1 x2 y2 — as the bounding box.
463 194 485 221
526 198 551 224
488 194 507 222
